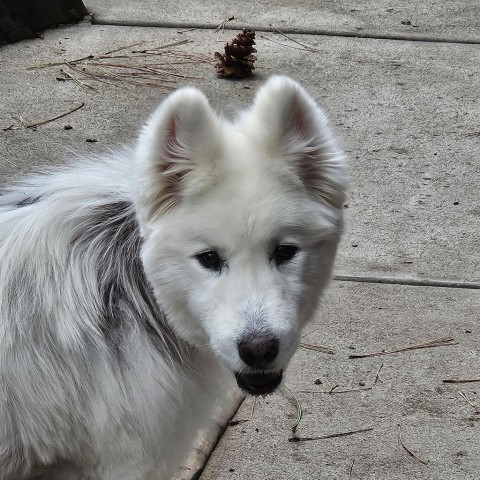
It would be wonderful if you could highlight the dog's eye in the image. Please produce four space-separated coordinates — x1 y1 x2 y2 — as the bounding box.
272 244 299 266
195 250 224 272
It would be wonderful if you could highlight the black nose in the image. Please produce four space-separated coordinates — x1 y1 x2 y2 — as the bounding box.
238 334 279 369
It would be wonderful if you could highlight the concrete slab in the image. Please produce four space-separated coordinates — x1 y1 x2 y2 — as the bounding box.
84 0 480 44
1 23 479 283
201 281 480 480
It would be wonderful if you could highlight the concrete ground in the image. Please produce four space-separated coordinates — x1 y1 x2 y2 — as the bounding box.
0 1 479 479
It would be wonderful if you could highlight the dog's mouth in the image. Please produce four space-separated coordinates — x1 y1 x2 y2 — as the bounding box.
234 371 283 396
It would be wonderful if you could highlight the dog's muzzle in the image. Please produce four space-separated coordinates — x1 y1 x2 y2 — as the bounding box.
234 370 283 395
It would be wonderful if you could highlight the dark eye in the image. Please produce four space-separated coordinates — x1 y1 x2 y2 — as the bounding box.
195 250 224 272
272 244 299 266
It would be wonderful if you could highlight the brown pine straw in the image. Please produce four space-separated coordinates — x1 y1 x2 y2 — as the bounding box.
349 335 456 359
458 390 480 415
289 427 373 443
28 40 213 91
396 424 428 465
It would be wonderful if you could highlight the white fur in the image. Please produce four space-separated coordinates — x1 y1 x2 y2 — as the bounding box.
0 76 347 479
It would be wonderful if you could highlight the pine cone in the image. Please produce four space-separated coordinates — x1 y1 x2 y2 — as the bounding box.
214 29 257 78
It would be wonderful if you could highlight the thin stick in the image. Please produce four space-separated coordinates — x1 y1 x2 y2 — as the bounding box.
215 16 235 33
374 363 384 384
443 378 480 384
349 336 456 359
458 390 480 415
283 385 303 433
269 24 319 52
396 424 428 465
22 102 85 129
289 427 373 443
300 342 335 354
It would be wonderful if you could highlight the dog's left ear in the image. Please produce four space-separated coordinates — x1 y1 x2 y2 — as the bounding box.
134 87 220 225
247 76 347 208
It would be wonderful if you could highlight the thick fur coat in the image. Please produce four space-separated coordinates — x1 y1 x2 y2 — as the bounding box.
0 76 347 479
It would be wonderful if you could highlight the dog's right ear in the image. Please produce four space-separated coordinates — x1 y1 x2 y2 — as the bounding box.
134 87 220 225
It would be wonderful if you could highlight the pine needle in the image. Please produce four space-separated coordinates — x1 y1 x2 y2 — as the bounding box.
300 342 335 354
289 427 373 443
396 424 428 465
282 385 303 433
458 390 480 415
349 336 456 359
443 378 480 384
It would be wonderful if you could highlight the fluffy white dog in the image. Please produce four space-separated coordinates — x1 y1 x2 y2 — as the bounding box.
0 76 347 479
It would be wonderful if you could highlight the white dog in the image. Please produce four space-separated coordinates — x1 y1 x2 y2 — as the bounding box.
0 76 347 479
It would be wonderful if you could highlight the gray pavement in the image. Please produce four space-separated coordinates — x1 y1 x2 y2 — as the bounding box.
0 1 479 479
85 0 480 43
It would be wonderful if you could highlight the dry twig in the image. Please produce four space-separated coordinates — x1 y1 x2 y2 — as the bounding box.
349 336 456 359
396 424 428 465
289 428 373 443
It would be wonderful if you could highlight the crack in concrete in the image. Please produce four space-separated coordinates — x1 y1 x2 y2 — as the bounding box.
90 19 480 45
333 274 480 289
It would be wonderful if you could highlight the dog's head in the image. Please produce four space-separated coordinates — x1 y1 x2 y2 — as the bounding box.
133 76 347 395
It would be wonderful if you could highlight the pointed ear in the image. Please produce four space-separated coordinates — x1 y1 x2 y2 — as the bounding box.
247 76 347 208
134 87 220 224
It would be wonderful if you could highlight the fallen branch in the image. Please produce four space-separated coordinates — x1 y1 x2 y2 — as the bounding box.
289 427 373 443
396 424 428 465
349 336 456 359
